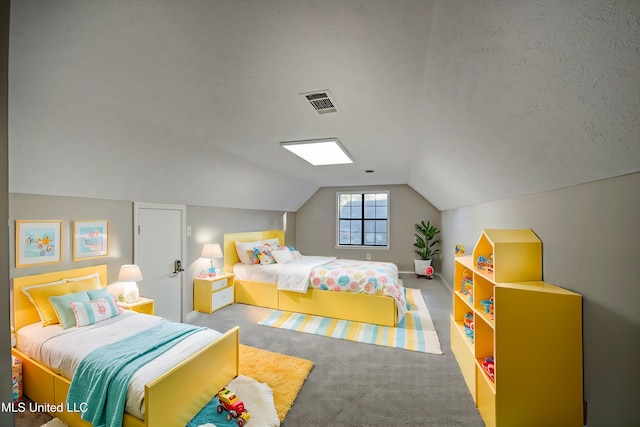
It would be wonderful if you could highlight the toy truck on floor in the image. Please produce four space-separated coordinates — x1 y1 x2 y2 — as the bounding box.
217 388 251 426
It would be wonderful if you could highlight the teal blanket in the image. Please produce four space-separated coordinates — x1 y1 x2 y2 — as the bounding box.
67 319 205 427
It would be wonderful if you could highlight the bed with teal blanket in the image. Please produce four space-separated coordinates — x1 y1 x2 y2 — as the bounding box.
68 320 206 427
12 264 240 427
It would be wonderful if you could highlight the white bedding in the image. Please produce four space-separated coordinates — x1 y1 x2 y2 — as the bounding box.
16 311 222 420
234 256 337 293
276 256 336 292
233 262 281 283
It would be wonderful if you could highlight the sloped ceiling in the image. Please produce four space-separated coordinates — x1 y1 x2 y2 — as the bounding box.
8 1 640 211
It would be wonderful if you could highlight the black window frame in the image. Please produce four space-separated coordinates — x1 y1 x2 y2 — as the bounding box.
336 191 389 248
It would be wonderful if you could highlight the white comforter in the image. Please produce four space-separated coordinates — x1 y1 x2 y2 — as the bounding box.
16 311 222 420
276 256 336 293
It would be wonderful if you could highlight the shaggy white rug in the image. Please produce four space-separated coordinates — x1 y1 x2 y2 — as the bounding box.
226 374 279 426
41 418 67 427
192 374 280 427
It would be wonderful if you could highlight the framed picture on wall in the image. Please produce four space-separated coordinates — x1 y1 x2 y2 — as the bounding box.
15 220 63 268
73 220 109 260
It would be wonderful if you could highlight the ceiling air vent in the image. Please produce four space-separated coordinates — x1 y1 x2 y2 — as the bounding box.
301 90 340 114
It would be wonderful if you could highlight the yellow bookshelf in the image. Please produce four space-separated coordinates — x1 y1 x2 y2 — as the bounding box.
451 229 583 427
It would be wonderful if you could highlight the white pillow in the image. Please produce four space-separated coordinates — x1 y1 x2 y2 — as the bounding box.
235 240 261 265
271 248 293 264
261 238 281 249
65 272 100 283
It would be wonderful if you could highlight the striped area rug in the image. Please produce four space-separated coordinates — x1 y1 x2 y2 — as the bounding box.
258 288 442 354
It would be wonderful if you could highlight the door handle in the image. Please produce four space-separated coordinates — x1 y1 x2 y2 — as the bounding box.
173 260 184 273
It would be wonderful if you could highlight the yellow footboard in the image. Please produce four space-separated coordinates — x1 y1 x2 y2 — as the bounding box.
144 326 239 427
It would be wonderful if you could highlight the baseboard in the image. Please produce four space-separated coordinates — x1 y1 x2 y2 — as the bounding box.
185 310 200 323
438 274 453 295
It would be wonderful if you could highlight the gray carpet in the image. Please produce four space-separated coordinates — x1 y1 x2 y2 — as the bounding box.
189 273 484 427
17 273 484 427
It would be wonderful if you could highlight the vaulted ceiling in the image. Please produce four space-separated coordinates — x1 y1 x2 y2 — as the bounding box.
8 1 640 211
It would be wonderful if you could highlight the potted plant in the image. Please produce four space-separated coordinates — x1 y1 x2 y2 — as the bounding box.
413 220 440 275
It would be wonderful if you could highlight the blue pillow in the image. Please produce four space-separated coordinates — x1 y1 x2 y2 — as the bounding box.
49 291 90 329
87 287 121 317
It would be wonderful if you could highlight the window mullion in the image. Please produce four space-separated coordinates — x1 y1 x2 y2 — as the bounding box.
360 201 365 245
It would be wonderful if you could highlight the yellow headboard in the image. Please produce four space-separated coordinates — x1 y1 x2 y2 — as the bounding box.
223 230 285 273
13 264 108 330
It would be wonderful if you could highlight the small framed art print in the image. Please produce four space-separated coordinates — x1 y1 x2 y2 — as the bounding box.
73 220 109 260
15 220 63 268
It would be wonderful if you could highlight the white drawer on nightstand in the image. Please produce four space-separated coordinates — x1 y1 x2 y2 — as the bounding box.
210 278 228 292
211 285 234 312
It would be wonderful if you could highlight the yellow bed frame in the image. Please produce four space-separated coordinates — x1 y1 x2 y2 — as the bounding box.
12 265 239 427
224 230 399 327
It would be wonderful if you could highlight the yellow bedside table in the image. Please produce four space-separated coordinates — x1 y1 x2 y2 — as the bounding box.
117 297 155 315
194 273 234 313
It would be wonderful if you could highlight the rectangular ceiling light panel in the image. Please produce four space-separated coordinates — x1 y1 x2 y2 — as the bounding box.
281 138 353 166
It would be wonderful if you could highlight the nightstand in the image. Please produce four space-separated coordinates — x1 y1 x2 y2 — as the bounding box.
117 297 155 315
194 273 234 313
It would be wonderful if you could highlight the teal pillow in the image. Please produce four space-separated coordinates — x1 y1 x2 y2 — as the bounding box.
87 287 121 317
49 291 90 329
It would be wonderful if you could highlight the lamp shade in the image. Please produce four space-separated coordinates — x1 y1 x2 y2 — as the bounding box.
118 264 143 282
201 244 223 259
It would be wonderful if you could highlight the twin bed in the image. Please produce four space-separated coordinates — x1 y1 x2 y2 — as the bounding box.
224 230 406 327
12 264 239 427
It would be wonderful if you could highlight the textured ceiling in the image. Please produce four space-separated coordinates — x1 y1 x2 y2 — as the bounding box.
8 0 640 211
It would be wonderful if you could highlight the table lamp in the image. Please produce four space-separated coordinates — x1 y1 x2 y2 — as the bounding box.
201 243 223 277
118 264 143 303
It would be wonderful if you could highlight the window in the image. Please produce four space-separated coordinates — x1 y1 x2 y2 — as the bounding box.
337 191 389 247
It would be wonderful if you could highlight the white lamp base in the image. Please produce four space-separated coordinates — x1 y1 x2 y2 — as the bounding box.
123 282 139 303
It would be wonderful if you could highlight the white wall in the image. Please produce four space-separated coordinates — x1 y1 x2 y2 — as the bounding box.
441 172 640 426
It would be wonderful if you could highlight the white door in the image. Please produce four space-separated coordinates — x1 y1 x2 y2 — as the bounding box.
133 202 186 322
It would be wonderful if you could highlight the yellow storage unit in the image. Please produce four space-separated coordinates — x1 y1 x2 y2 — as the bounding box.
452 229 583 427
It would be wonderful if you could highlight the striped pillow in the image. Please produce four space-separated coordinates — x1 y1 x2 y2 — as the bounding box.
70 299 119 327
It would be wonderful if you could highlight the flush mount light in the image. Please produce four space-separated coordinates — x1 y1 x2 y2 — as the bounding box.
280 138 354 166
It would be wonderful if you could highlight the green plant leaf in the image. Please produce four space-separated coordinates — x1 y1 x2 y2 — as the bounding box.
414 219 440 260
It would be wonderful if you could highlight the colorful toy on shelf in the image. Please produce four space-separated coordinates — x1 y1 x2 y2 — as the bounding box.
463 312 474 343
480 297 494 319
482 356 495 382
217 388 251 426
455 244 465 256
461 270 473 295
487 254 494 274
476 255 493 270
477 255 488 270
